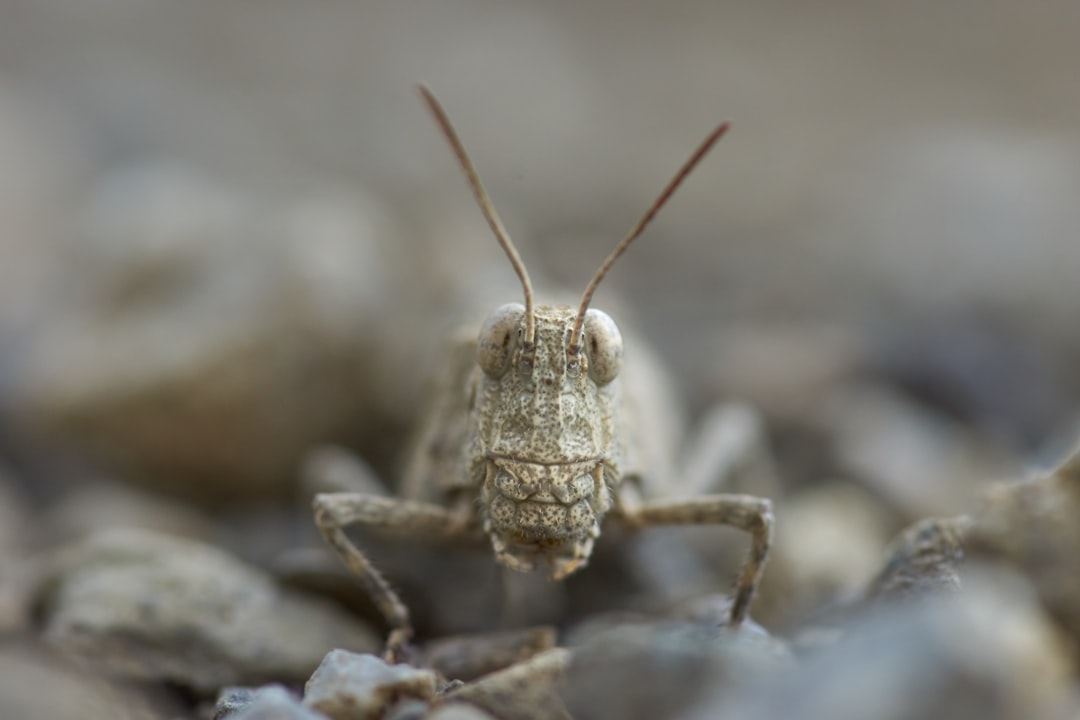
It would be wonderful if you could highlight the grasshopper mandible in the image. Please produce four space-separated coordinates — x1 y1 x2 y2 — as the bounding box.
313 85 774 661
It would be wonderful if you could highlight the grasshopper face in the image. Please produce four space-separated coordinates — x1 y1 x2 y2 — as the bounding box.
473 304 624 578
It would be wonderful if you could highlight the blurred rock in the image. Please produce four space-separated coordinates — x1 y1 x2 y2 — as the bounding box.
873 316 1078 452
302 445 392 497
214 687 261 720
761 483 896 622
43 476 216 545
704 323 866 420
0 561 33 635
420 626 557 683
0 81 89 336
561 622 788 720
0 460 30 548
684 569 1076 720
0 642 168 720
446 648 570 720
385 699 430 720
426 703 498 720
302 650 437 720
228 686 324 720
0 462 33 632
967 445 1080 645
861 516 969 605
3 165 392 503
39 527 380 694
682 401 781 502
565 594 775 648
793 515 971 651
822 130 1080 338
823 384 1007 518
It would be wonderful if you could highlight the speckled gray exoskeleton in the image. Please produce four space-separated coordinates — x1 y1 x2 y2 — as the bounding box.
313 85 775 661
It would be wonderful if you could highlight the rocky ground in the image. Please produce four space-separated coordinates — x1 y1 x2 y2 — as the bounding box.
1 2 1080 719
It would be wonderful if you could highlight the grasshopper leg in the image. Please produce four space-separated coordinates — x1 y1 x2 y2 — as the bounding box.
312 492 478 662
618 493 774 626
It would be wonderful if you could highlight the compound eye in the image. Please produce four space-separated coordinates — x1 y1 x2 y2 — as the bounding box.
583 309 622 386
477 303 525 378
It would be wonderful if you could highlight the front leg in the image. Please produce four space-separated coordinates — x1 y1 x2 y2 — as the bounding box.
312 492 480 662
617 493 774 626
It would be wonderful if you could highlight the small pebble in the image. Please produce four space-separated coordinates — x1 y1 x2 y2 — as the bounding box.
302 650 437 720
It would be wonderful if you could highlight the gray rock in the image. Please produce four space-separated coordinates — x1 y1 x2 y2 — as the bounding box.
302 650 437 720
213 687 261 719
426 704 498 720
0 462 28 549
5 166 391 502
383 698 430 720
684 570 1076 720
761 482 896 623
862 516 970 604
0 83 88 338
0 463 33 633
229 686 326 720
702 323 865 422
561 621 789 720
446 648 571 720
0 643 165 720
39 527 379 694
43 477 217 545
787 515 971 653
967 445 1080 644
822 384 1006 518
419 626 557 683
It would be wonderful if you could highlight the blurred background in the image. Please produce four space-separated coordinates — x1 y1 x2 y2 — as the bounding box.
1 0 1080 693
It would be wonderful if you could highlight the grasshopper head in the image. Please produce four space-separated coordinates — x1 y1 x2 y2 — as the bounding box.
474 303 623 578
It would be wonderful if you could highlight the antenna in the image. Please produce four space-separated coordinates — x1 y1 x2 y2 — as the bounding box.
418 84 536 346
569 121 730 355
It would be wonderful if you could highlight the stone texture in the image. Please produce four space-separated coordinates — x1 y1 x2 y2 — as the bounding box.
685 571 1076 720
0 463 33 633
302 650 437 720
229 686 326 720
761 482 896 623
561 622 788 720
0 643 165 720
420 626 557 683
213 687 261 720
967 445 1080 644
862 516 969 605
823 384 1004 518
426 704 498 720
447 648 571 720
5 165 390 503
39 527 379 694
43 477 217 545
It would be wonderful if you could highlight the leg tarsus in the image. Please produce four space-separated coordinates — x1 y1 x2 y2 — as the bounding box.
726 498 774 626
385 628 418 665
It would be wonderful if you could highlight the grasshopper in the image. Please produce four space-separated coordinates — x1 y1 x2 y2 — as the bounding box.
313 85 774 661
